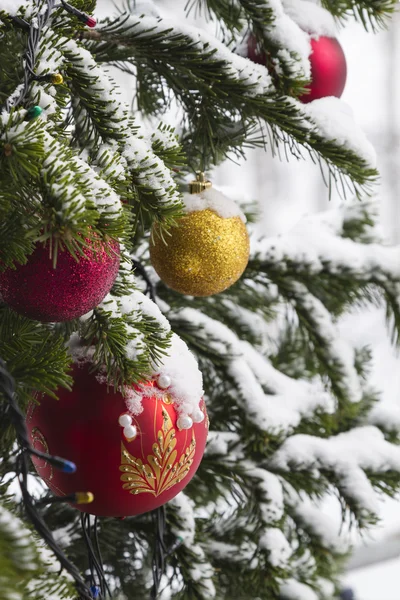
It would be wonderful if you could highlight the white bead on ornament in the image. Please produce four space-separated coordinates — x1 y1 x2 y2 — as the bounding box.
123 425 138 440
157 374 171 389
27 361 208 517
191 408 205 424
177 415 194 431
118 414 133 428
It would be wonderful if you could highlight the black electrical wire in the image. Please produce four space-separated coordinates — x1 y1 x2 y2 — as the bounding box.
0 359 93 599
1 4 103 596
1 4 178 599
3 0 57 112
80 514 112 599
150 506 168 600
3 0 95 112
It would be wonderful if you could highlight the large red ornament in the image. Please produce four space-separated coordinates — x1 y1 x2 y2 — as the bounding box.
26 364 208 517
299 36 347 103
0 238 120 322
246 34 346 104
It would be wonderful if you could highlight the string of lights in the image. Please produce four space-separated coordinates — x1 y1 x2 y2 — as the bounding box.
151 506 168 600
1 2 98 599
0 358 93 599
2 0 96 113
1 2 180 598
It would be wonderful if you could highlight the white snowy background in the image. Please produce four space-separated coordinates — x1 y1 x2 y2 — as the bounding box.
95 1 400 598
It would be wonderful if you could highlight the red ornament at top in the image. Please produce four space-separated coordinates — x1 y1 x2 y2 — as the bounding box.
246 34 346 103
26 363 208 517
299 36 347 103
0 237 120 322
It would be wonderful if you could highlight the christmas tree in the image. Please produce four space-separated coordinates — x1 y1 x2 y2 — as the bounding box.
1 1 400 599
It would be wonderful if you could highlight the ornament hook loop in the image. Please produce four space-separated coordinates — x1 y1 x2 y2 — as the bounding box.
188 172 212 194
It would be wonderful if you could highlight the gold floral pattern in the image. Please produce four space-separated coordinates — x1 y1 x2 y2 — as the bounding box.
120 407 196 497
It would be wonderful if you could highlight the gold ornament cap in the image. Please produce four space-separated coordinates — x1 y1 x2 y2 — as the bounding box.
189 172 212 195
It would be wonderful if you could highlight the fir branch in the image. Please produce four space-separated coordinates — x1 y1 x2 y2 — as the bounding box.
77 290 171 387
0 502 76 600
83 12 378 196
0 306 72 403
63 38 184 229
190 0 310 96
321 0 397 29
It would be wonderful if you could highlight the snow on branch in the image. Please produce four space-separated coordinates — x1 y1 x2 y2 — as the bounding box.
243 463 285 523
74 286 206 417
280 579 319 600
287 282 362 404
0 504 75 599
285 486 350 553
169 493 216 598
99 13 274 96
172 307 334 434
205 431 242 457
302 98 376 167
369 401 400 434
85 10 378 192
252 200 400 281
270 426 400 516
42 130 123 220
0 0 33 17
242 0 312 81
63 39 182 219
72 286 171 386
282 0 337 36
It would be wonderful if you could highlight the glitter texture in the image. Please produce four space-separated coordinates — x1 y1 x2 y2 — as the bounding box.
150 209 250 296
0 238 120 322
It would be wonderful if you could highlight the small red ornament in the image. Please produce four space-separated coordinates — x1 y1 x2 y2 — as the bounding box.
26 364 208 517
246 34 266 66
85 16 97 28
299 36 347 103
0 238 120 322
246 34 346 104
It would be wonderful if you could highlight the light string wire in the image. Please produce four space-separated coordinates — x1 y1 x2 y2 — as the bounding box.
1 1 97 598
2 0 96 112
150 505 167 600
80 514 112 599
1 1 180 597
3 0 57 112
0 358 93 600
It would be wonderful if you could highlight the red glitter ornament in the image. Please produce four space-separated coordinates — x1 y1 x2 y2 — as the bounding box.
26 363 208 517
0 238 120 322
299 36 347 103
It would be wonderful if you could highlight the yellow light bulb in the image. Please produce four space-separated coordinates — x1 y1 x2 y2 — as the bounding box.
75 491 94 505
51 73 64 85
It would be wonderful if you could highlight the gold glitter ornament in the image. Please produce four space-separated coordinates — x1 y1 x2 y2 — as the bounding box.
150 174 250 297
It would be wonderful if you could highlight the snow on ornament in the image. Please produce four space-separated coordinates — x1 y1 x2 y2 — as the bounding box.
26 340 208 517
150 173 250 297
0 236 120 322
